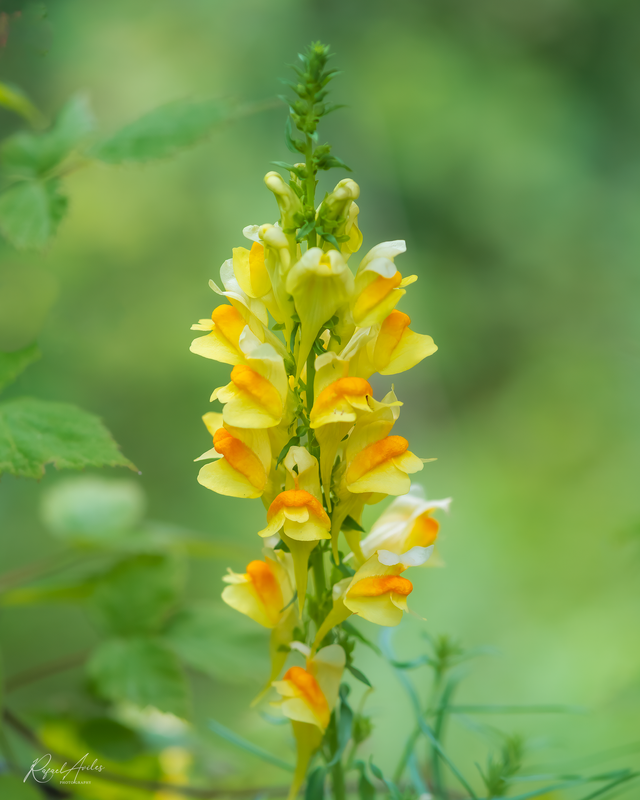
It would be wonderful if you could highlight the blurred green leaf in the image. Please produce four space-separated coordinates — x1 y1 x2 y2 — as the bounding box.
93 554 182 635
355 761 376 800
0 342 40 393
0 397 136 478
1 581 96 606
87 636 189 717
78 717 145 761
91 97 229 163
0 81 42 126
347 664 372 687
0 774 42 800
162 603 267 683
41 477 146 543
0 181 51 250
2 95 94 178
208 718 294 772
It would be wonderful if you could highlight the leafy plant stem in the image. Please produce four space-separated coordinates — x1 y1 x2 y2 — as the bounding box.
327 714 347 800
304 134 317 248
431 671 446 797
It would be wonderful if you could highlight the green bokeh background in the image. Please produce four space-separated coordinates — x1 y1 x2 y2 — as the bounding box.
1 0 639 790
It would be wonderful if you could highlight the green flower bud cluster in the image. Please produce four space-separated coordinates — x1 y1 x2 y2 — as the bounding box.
273 42 352 250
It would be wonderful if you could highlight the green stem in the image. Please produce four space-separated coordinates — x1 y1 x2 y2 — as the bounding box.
432 674 457 799
311 547 326 601
327 715 346 800
393 669 442 785
304 134 317 249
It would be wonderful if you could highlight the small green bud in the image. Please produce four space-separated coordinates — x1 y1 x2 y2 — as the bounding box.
352 714 373 745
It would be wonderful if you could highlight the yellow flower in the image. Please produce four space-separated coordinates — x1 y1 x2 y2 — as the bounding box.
286 248 354 378
341 310 437 379
211 341 289 429
344 396 425 496
232 242 272 299
222 549 298 706
258 447 330 610
361 485 451 562
264 171 303 232
272 645 345 800
309 351 373 507
222 553 294 629
190 303 261 366
209 256 269 328
195 412 270 499
343 552 414 626
352 241 417 327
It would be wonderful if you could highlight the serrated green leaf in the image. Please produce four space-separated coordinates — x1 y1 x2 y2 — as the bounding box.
87 636 189 717
0 343 40 393
93 554 182 635
0 397 135 479
41 476 146 543
2 94 94 177
78 717 144 762
91 97 229 164
0 181 50 250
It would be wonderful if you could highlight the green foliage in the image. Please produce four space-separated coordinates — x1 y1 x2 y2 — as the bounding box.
0 81 42 125
40 476 146 542
91 97 229 163
78 717 145 762
92 554 183 635
0 342 40 392
2 95 94 178
0 775 42 800
0 397 136 478
0 181 54 250
87 636 189 717
208 718 295 772
162 604 266 683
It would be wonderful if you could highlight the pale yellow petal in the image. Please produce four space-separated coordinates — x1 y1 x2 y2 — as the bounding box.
379 328 437 376
222 582 273 628
197 458 262 499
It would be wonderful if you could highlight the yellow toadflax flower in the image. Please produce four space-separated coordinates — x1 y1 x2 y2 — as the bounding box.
352 240 417 328
211 340 290 429
222 549 298 703
272 644 345 800
195 412 271 499
189 303 262 366
361 484 451 562
259 447 330 610
342 309 437 380
285 247 354 378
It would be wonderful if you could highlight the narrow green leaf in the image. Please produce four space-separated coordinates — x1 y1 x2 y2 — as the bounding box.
450 704 586 715
305 766 326 800
91 97 229 163
0 181 50 250
355 761 376 800
208 718 294 772
0 397 136 479
342 515 365 533
87 636 189 717
347 664 372 687
408 752 428 796
0 343 40 394
370 758 401 800
341 621 381 655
